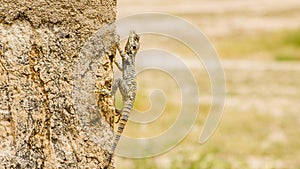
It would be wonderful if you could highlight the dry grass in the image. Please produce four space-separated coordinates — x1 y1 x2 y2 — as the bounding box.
115 0 300 168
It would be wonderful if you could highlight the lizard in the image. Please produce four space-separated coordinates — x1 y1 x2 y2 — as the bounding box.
102 30 140 169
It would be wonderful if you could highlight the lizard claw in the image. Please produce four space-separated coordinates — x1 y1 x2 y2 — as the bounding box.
115 109 121 123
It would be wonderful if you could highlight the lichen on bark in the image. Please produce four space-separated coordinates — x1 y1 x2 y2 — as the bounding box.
0 0 117 168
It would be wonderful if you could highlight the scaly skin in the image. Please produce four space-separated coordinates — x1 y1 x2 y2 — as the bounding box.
104 31 140 169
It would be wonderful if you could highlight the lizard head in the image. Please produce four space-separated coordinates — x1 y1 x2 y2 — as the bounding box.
125 30 140 56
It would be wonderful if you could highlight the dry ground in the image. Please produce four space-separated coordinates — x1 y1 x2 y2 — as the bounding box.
115 1 300 168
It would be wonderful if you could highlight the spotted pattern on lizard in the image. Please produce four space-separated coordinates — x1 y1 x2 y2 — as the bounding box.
102 30 140 169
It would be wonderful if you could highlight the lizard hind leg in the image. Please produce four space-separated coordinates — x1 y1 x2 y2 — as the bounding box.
111 78 128 100
111 78 122 96
111 78 128 123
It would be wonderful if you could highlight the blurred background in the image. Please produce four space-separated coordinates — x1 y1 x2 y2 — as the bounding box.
115 0 300 168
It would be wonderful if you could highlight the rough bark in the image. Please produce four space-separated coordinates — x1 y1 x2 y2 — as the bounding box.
0 0 117 168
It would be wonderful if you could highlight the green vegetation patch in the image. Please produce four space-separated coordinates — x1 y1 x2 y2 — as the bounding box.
215 28 300 61
284 28 300 47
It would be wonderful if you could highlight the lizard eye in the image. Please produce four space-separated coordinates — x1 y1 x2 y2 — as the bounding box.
133 46 136 50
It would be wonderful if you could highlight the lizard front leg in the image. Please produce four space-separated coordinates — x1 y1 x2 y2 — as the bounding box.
113 42 126 71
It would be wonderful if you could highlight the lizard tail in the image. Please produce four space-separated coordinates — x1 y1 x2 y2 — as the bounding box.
104 103 132 169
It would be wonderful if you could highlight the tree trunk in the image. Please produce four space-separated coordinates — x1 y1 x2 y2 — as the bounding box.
0 0 117 168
